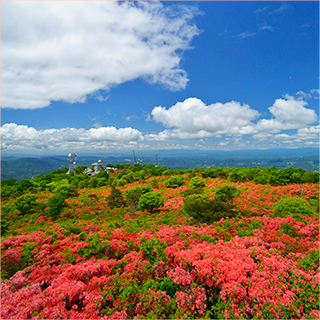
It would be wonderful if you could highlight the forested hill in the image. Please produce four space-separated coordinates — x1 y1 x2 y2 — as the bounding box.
1 152 319 181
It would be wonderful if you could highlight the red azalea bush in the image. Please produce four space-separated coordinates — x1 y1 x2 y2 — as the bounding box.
1 172 319 319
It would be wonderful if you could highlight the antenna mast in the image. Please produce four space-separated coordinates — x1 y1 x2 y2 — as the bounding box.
67 153 77 176
132 150 137 164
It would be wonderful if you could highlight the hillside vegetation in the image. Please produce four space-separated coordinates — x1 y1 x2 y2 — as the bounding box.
1 164 319 319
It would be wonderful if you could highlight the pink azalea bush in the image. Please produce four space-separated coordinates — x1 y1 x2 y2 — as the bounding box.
1 175 319 319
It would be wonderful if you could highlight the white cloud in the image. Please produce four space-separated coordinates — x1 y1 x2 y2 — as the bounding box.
2 94 318 152
254 6 269 14
274 133 292 140
2 1 200 109
268 95 318 124
260 125 319 145
310 89 319 99
268 3 291 15
252 133 274 141
148 95 318 142
236 32 256 39
296 125 319 140
151 97 259 135
258 25 274 32
1 123 143 151
296 91 312 99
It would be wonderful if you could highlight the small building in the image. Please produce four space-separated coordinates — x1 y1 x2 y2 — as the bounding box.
84 159 105 176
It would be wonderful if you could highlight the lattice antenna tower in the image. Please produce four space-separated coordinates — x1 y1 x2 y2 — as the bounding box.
67 153 77 176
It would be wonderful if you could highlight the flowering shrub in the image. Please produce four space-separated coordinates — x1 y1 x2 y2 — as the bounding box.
1 172 319 319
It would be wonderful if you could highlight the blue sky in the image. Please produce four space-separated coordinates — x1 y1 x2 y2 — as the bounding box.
1 1 319 155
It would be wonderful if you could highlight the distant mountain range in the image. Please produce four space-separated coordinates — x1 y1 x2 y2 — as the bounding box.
1 148 319 181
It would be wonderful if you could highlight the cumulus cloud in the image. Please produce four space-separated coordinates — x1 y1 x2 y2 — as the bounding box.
2 94 318 151
1 123 143 151
268 95 318 124
243 95 319 136
148 95 318 142
2 1 200 109
151 97 260 135
295 125 319 140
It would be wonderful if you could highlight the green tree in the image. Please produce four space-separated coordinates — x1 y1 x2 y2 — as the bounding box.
302 171 319 183
117 178 127 187
48 192 67 219
273 197 316 220
95 171 109 181
1 178 17 187
97 178 107 187
1 185 18 201
16 179 33 193
139 191 164 212
228 169 248 182
106 187 126 209
189 176 206 189
214 185 240 204
183 194 236 224
125 186 153 211
14 194 37 215
88 176 98 188
150 178 159 189
253 175 269 185
163 175 184 188
46 179 71 196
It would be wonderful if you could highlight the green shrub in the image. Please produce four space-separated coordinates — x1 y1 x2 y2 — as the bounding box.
106 187 126 209
183 194 237 224
214 185 240 203
125 186 153 211
298 250 319 270
47 179 71 196
189 176 206 189
117 178 127 187
139 191 164 212
273 197 316 220
181 187 204 198
253 175 269 184
87 177 98 188
48 192 67 219
97 178 108 187
162 169 174 176
150 177 159 188
163 175 184 188
14 194 37 215
302 171 319 183
95 171 109 181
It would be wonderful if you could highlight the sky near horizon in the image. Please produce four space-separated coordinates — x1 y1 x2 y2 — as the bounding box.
1 1 319 155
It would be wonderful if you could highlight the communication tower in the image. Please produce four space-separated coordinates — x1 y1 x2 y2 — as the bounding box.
67 153 77 175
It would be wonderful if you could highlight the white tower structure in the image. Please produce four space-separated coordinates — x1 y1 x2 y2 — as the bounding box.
67 153 77 175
